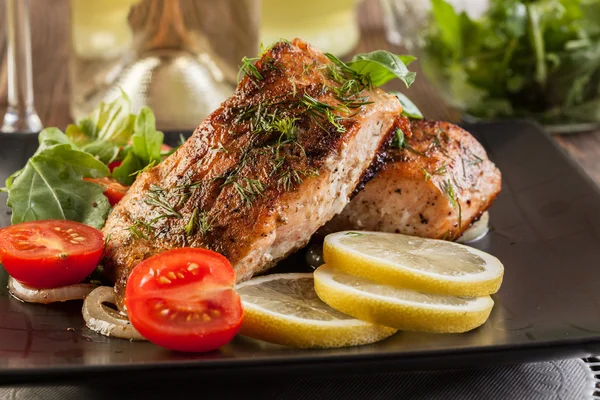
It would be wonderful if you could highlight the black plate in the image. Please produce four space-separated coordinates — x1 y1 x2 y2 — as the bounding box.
1 121 600 386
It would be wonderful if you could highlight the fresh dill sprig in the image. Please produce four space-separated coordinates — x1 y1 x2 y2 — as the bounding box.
433 164 448 176
184 208 214 236
441 179 462 232
128 219 154 240
421 167 433 182
300 94 347 133
233 178 265 207
144 184 182 219
276 167 319 191
238 56 262 82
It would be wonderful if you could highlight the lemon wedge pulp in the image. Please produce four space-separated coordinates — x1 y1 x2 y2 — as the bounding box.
314 265 494 333
236 273 397 348
324 231 504 296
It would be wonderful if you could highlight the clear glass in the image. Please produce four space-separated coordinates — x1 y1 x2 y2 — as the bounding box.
69 0 260 131
1 0 42 134
260 0 361 58
381 0 600 134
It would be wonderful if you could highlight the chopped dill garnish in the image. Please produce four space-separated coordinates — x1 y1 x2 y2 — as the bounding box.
300 94 347 133
144 184 182 219
433 164 448 176
128 219 154 240
184 208 213 236
441 179 462 232
238 56 262 83
276 167 319 191
421 167 433 182
233 178 265 207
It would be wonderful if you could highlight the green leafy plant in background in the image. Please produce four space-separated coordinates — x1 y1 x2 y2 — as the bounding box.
3 93 169 229
423 0 600 124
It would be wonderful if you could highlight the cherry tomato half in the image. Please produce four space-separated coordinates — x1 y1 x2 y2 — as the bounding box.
0 220 105 288
84 177 129 206
125 248 243 353
107 160 122 172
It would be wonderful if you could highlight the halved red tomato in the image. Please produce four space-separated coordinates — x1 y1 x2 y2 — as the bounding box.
84 177 129 206
125 248 243 353
107 160 123 172
0 220 105 288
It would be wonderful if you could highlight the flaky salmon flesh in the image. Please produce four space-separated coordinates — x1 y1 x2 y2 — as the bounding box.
321 120 502 240
102 39 406 309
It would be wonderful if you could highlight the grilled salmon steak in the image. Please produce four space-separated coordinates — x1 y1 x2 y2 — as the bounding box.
102 39 406 309
321 120 501 240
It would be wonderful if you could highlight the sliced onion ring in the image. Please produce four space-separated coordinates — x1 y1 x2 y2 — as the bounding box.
457 211 490 244
8 277 97 304
82 286 146 341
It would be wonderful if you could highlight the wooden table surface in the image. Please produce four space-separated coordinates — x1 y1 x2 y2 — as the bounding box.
0 0 599 185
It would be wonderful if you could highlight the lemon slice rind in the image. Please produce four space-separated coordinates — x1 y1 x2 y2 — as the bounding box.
324 231 503 296
314 265 494 333
236 273 397 348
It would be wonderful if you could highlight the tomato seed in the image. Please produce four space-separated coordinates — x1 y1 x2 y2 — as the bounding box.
210 310 221 317
158 276 171 284
167 272 177 280
202 314 211 322
187 263 199 271
176 272 184 279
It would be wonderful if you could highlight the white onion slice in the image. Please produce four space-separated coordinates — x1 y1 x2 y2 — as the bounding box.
8 277 97 304
82 286 146 341
457 211 490 243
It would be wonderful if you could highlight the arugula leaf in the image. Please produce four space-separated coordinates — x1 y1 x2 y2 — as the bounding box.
112 151 144 185
131 107 164 166
392 91 424 119
112 107 163 185
348 51 416 88
5 128 76 189
71 91 135 146
7 144 111 229
81 140 120 165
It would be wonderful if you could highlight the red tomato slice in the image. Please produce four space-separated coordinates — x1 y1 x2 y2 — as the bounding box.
161 144 173 152
0 220 104 288
84 177 129 206
125 248 243 353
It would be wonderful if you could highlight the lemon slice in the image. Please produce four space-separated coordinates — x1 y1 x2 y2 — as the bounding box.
236 273 397 348
324 231 503 296
314 265 494 333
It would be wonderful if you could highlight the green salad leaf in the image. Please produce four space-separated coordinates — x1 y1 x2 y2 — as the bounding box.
348 51 417 88
69 90 135 146
4 91 169 228
112 106 164 185
392 91 424 119
422 0 600 124
7 144 111 229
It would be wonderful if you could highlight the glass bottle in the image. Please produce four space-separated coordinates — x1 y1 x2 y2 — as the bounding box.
69 0 260 131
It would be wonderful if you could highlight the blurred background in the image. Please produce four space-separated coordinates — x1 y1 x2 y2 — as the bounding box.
0 0 451 131
0 0 598 179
